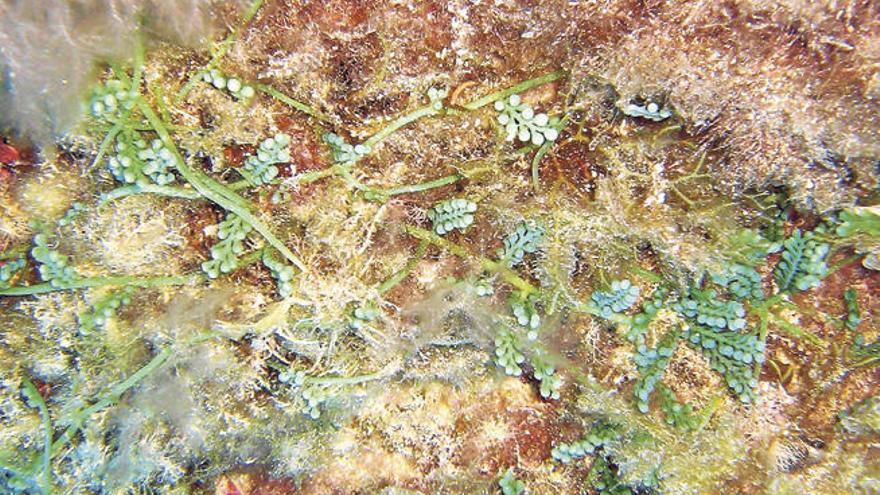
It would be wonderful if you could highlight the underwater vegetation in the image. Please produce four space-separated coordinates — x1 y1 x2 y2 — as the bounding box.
0 0 879 494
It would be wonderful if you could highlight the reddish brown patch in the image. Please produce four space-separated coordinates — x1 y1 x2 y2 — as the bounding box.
224 144 252 168
0 143 20 165
183 204 223 255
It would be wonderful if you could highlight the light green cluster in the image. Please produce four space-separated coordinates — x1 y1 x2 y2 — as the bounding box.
683 325 764 403
657 384 698 431
244 134 291 185
301 383 328 419
473 278 494 297
711 263 764 301
494 328 525 376
673 289 747 331
427 198 477 235
263 252 295 299
78 288 134 334
530 354 561 400
89 79 135 119
499 469 525 495
0 258 25 290
32 233 78 287
108 134 176 186
499 222 544 267
632 330 678 413
551 422 618 463
494 94 559 145
137 139 176 185
201 213 253 278
510 293 540 339
591 279 639 319
774 229 829 292
203 69 255 100
323 132 370 163
107 134 147 184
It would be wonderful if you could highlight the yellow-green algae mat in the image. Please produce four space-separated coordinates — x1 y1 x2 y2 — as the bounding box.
0 1 879 494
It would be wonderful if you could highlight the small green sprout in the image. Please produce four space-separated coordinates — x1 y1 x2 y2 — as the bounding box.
244 134 291 185
58 201 87 227
201 213 253 278
278 368 306 386
203 69 255 100
530 353 561 400
473 278 495 297
657 384 698 431
427 86 448 111
494 328 525 376
263 252 295 299
301 383 328 419
349 302 380 330
499 222 544 267
587 454 634 495
427 198 477 235
844 288 861 331
0 258 25 290
494 94 559 145
836 206 880 237
592 280 639 319
622 100 672 121
32 233 78 287
673 289 747 331
78 288 134 334
323 132 370 163
633 330 678 413
510 293 540 339
551 421 619 464
838 396 880 436
774 229 829 292
628 287 667 344
499 469 525 495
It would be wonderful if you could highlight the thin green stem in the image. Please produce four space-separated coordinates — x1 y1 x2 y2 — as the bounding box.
403 225 537 296
136 98 307 271
531 113 569 190
21 378 52 494
362 104 441 150
768 312 826 348
383 174 461 196
306 369 389 386
377 240 428 295
87 123 122 173
0 273 203 297
827 253 862 277
49 347 173 455
99 184 202 204
253 83 329 122
463 70 566 111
